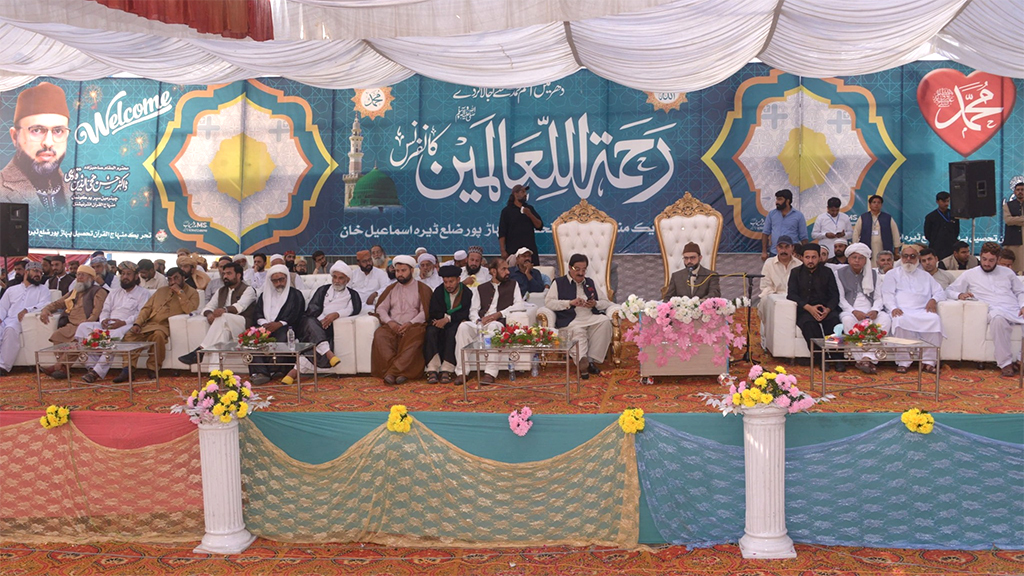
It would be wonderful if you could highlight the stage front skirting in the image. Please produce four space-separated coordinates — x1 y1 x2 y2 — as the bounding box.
2 410 1021 549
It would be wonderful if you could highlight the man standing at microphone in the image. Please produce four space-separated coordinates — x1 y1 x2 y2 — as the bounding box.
499 184 543 266
664 242 720 299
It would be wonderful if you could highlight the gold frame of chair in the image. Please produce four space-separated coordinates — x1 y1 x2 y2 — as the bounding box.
654 192 723 297
550 199 623 365
551 199 619 301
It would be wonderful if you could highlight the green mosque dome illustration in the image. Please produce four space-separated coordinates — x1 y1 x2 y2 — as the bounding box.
348 167 400 208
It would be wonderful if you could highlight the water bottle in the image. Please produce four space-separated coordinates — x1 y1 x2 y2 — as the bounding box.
482 332 492 348
508 361 516 382
287 327 295 350
531 353 540 378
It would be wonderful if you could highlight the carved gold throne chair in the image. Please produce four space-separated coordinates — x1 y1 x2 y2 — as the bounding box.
537 199 624 366
655 192 723 297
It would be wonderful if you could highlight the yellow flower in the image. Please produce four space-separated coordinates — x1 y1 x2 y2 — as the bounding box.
754 377 767 387
219 414 233 423
220 395 232 406
618 408 645 434
57 407 69 418
210 370 221 378
237 402 249 418
241 387 251 397
732 393 742 405
191 390 199 399
760 394 773 404
775 366 787 375
212 404 225 416
46 405 57 414
748 388 762 401
46 414 59 426
222 369 233 378
39 416 49 428
919 423 933 434
743 397 757 407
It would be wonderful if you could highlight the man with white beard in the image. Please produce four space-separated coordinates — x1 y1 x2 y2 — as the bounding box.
416 253 442 290
880 245 944 374
946 242 1024 377
0 262 51 375
298 261 361 371
835 243 890 374
77 262 151 383
250 265 306 385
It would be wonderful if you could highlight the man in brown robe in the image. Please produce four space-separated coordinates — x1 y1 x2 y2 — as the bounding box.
38 264 108 378
370 255 432 384
117 267 199 381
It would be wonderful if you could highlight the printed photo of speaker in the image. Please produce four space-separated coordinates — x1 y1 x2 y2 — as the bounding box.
949 160 996 219
0 203 29 257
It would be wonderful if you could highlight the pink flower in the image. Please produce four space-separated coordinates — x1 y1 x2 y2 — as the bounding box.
202 397 215 409
776 395 792 408
520 406 532 419
748 365 763 379
186 396 196 408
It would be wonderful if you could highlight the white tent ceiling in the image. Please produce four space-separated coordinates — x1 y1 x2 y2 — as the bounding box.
0 0 1020 92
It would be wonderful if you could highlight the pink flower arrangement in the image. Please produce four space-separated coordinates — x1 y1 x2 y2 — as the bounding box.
699 365 831 415
621 295 748 367
508 406 533 436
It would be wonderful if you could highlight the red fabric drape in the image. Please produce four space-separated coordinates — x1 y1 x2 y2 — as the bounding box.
0 411 195 449
89 0 273 41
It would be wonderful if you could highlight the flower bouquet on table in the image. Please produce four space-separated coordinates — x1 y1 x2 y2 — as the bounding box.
171 369 271 425
842 319 887 345
699 365 833 415
238 326 275 350
82 328 117 349
619 294 749 366
494 324 559 347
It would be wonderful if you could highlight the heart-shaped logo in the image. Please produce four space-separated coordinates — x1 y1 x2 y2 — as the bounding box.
917 69 1016 157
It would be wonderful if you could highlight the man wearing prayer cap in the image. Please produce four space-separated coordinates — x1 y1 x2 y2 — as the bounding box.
370 255 433 384
451 250 468 267
249 264 306 386
835 242 890 374
0 260 50 375
233 253 249 271
461 246 491 287
38 263 109 378
881 244 944 374
349 249 390 309
269 254 306 290
176 254 203 290
125 267 198 379
423 265 473 384
414 247 428 258
664 241 720 299
283 250 296 271
297 260 362 373
76 261 150 383
827 237 849 266
90 255 115 288
46 254 73 295
1 82 72 209
416 253 442 290
153 259 166 275
178 261 256 368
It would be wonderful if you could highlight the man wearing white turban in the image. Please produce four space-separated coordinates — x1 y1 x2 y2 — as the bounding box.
298 260 361 371
416 253 442 290
269 254 305 291
835 243 891 374
371 255 433 384
249 264 306 385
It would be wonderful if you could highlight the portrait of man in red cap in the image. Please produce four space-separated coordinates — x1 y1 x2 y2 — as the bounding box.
1 81 72 209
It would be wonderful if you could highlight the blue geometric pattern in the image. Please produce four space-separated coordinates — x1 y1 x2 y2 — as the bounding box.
636 419 745 547
786 419 1024 550
638 418 1024 550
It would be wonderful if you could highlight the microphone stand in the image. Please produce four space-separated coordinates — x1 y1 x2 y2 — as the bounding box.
740 273 763 365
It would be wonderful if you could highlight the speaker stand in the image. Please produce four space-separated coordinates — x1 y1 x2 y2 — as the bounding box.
970 219 976 253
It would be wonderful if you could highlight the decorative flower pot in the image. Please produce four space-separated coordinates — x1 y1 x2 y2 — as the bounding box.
737 404 796 559
194 419 256 555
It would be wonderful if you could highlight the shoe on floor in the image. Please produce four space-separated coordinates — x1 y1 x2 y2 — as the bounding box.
81 369 100 383
112 368 131 383
922 364 937 374
832 362 847 373
439 372 454 384
855 361 876 374
1000 364 1018 378
426 372 439 384
383 375 397 385
895 366 909 374
795 358 810 367
587 362 601 375
50 370 67 380
395 376 408 385
178 348 200 365
480 373 495 385
250 374 271 386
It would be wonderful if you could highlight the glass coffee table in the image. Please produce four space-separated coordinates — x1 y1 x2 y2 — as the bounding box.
198 342 316 400
460 339 580 401
810 337 941 400
35 341 158 402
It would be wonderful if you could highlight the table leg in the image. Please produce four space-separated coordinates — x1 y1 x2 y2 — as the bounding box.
153 343 160 391
127 351 134 403
565 347 570 401
917 348 923 391
35 352 42 403
809 345 816 392
312 348 318 392
295 353 302 401
934 355 941 401
461 348 469 401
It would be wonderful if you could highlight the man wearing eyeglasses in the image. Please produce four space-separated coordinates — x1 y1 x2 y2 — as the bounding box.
545 253 613 378
1 82 72 209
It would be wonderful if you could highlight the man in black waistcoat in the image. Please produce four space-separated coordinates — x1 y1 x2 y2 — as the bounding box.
787 244 843 369
544 253 613 378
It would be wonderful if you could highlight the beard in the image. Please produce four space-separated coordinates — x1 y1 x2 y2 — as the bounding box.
466 264 481 275
120 277 140 290
901 261 918 274
420 268 434 278
15 147 64 179
27 275 43 286
359 263 373 274
274 286 286 294
396 275 411 284
333 282 348 291
981 263 995 273
74 280 93 292
372 256 386 267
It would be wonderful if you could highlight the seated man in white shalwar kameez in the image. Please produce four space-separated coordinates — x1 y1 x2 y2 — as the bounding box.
0 262 51 375
454 258 528 385
545 253 613 378
835 243 891 374
78 262 151 383
178 261 258 369
880 245 944 373
946 242 1024 377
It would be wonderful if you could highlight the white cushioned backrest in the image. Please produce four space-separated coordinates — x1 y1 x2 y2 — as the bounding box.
304 274 331 287
555 219 615 297
659 213 720 275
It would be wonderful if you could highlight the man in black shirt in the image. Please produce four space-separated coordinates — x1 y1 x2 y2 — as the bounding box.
923 191 959 260
788 244 843 369
498 184 543 266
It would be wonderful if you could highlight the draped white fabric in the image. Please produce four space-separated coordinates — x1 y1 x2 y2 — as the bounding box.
0 0 1019 93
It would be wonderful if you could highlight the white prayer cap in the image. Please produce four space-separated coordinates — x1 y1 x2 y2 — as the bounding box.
393 255 416 268
233 254 247 261
414 247 427 255
453 250 468 260
417 253 436 265
269 253 284 263
330 261 351 278
845 242 871 259
834 237 849 246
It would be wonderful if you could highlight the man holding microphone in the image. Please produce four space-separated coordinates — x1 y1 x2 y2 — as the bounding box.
499 184 543 266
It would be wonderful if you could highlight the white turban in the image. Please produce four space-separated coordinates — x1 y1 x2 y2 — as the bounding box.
233 254 246 261
392 255 416 268
262 264 292 322
269 253 284 264
330 261 351 278
417 253 436 265
845 243 874 295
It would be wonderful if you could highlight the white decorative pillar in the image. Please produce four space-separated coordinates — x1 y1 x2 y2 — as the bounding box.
738 404 796 559
193 420 256 555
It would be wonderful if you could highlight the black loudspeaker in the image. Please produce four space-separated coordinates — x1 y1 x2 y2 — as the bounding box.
949 160 996 219
0 203 29 257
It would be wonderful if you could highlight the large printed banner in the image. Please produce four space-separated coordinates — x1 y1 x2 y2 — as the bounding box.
1 63 1020 255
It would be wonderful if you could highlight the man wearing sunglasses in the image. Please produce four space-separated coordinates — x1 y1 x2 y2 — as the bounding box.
1 82 72 209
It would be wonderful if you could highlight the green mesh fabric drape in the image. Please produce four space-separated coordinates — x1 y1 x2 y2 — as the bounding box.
239 417 640 548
